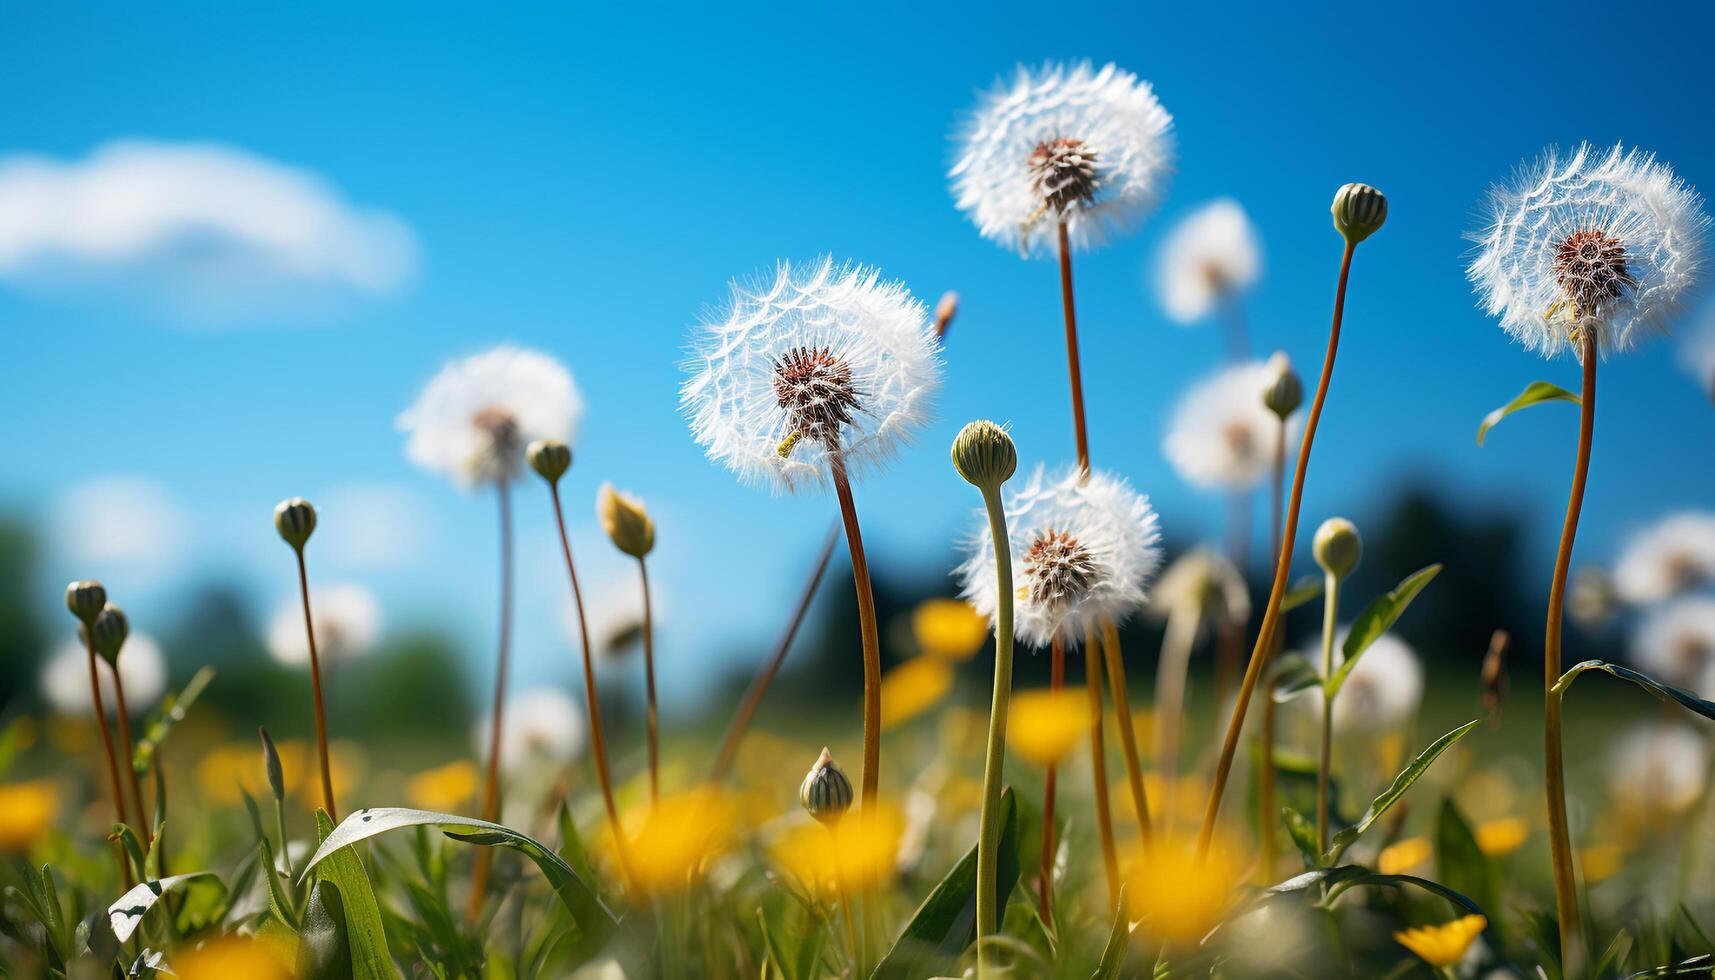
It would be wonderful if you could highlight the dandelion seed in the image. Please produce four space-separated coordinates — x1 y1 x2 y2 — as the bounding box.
398 346 582 488
40 632 166 716
951 62 1173 256
1468 143 1708 359
910 598 989 660
1393 914 1487 969
1612 510 1715 604
1165 361 1306 492
470 688 587 777
265 582 381 667
1155 198 1263 326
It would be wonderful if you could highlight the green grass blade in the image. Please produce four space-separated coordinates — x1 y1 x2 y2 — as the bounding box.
310 809 397 979
1325 719 1478 863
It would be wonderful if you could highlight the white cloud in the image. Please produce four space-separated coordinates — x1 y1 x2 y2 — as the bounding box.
54 475 186 573
0 140 417 322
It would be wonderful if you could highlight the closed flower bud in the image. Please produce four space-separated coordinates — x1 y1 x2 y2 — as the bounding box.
1262 351 1303 420
274 498 317 551
597 483 655 558
951 420 1017 490
91 604 129 664
799 747 854 826
258 726 286 802
1332 183 1387 244
528 439 572 485
65 580 107 626
1313 517 1362 580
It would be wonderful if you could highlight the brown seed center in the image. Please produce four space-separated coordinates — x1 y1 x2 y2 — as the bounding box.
1553 228 1634 318
773 346 861 448
1220 420 1256 458
472 407 523 474
1029 138 1100 214
1023 528 1099 609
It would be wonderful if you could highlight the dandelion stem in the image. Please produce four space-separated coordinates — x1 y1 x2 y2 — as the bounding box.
1154 602 1200 835
1197 240 1357 859
1100 618 1153 853
974 484 1014 971
1544 326 1597 976
637 555 660 807
1040 636 1064 923
708 525 840 785
1056 219 1091 473
293 545 338 823
1316 570 1341 853
1086 621 1120 907
84 633 132 885
826 442 883 809
110 672 150 844
549 481 638 892
467 480 514 922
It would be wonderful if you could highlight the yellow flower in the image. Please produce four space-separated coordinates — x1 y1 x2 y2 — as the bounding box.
1475 816 1528 856
1580 842 1628 883
1006 688 1090 766
174 935 293 980
879 657 954 729
1124 836 1242 945
911 599 989 660
1377 836 1432 875
196 741 303 805
622 789 737 896
770 804 905 895
407 760 480 812
0 781 58 852
1393 914 1487 968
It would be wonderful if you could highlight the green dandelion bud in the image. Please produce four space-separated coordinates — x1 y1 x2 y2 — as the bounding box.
1332 182 1387 244
91 604 129 664
951 420 1017 490
258 726 286 803
528 439 572 485
597 482 655 558
1262 351 1303 420
65 580 107 627
799 747 854 827
1313 517 1362 581
274 497 317 551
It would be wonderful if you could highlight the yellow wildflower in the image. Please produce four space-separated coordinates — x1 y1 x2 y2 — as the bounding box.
1124 835 1242 945
1006 688 1090 766
1377 836 1432 875
174 935 293 980
407 760 480 812
879 657 954 729
1580 842 1628 883
298 741 365 810
0 781 58 852
196 741 304 805
622 788 737 896
1393 914 1486 968
770 803 904 895
1475 816 1528 857
911 599 989 660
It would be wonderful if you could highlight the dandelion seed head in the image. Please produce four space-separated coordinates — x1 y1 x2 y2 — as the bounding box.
471 688 586 776
398 346 582 488
1155 198 1262 323
1468 143 1707 358
266 582 382 667
41 631 166 715
951 61 1174 256
1607 720 1707 818
1301 629 1424 735
1150 548 1250 626
1164 360 1303 491
681 258 941 494
1631 596 1715 697
1612 510 1715 603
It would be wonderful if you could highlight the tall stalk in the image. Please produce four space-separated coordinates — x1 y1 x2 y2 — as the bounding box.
110 671 150 843
1100 618 1153 852
637 556 660 806
293 545 339 822
1154 602 1201 834
1040 636 1065 921
84 631 131 877
1315 570 1341 853
467 482 514 920
1057 220 1091 473
826 442 883 809
1085 622 1119 906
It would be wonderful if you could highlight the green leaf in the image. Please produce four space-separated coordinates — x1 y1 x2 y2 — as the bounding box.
1434 800 1501 941
1268 865 1484 916
1281 807 1321 869
1555 661 1715 722
873 787 1021 980
109 824 149 885
1593 929 1634 979
1477 381 1579 446
105 872 213 945
1089 885 1130 980
299 806 615 958
296 880 354 980
1328 565 1442 699
1269 652 1322 703
1279 575 1324 613
1325 719 1479 863
308 809 396 979
132 666 214 775
258 837 299 930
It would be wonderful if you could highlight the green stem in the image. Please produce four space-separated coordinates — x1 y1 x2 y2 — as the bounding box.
1100 618 1153 853
467 480 513 922
974 484 1015 974
638 556 660 807
274 798 297 917
1317 571 1340 854
1086 621 1119 907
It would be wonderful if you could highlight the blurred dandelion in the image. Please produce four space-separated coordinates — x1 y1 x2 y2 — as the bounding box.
1631 596 1715 696
1475 816 1529 857
1393 914 1486 970
1613 511 1715 604
910 598 989 660
1154 198 1263 357
470 688 587 777
0 781 58 852
771 802 905 895
265 582 381 667
1301 630 1424 736
1377 836 1432 875
1123 834 1241 946
174 935 294 980
1165 360 1303 493
570 578 663 661
41 631 166 716
620 788 737 896
1005 688 1090 766
1607 721 1707 823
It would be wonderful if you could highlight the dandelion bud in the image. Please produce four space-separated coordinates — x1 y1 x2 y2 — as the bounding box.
597 483 655 558
65 580 107 627
1332 183 1387 244
799 747 854 827
1262 351 1303 420
527 439 572 485
91 604 129 664
951 420 1017 490
258 726 286 802
1313 517 1362 580
274 498 317 551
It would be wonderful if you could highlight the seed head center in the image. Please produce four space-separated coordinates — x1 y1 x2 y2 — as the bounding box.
773 346 861 448
472 406 523 471
1024 528 1099 609
1553 228 1634 318
1029 138 1100 215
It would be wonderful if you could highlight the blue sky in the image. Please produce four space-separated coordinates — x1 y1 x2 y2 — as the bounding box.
4 1 1713 705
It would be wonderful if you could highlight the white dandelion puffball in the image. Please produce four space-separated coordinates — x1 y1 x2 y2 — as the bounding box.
40 632 167 715
1468 142 1707 358
1680 310 1715 398
681 258 942 493
1150 547 1250 627
1303 630 1424 735
1154 199 1263 324
1164 360 1304 491
266 583 382 667
472 688 586 776
1612 510 1715 604
563 578 663 661
1607 721 1707 816
1631 597 1715 697
950 61 1174 256
956 463 1161 649
398 346 582 488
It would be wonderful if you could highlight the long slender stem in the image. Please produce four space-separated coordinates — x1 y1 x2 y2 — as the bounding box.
1100 618 1153 853
1197 240 1357 858
85 636 132 885
637 556 660 807
974 485 1014 977
1316 572 1341 854
294 548 338 822
1256 422 1288 882
1545 327 1597 976
1039 637 1064 923
826 443 882 809
1154 604 1200 835
550 482 637 891
1056 219 1091 473
1085 622 1119 907
467 481 514 921
111 673 149 844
